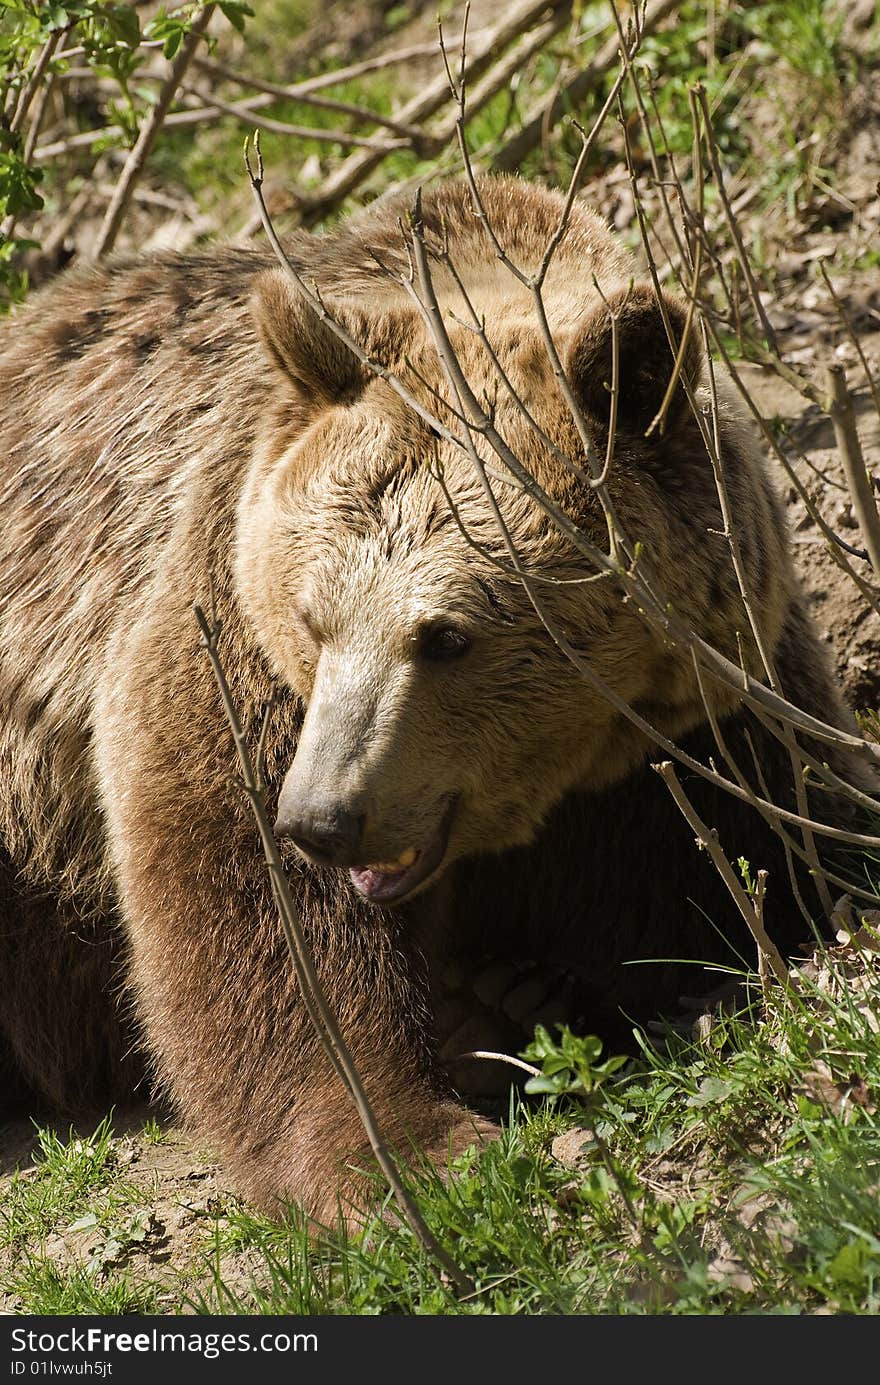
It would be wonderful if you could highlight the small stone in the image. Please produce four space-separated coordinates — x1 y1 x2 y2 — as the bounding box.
551 1128 595 1169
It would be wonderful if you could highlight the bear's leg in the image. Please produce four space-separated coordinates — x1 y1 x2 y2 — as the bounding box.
93 639 493 1226
0 850 141 1114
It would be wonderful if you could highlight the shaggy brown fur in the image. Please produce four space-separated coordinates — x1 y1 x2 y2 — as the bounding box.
0 177 865 1220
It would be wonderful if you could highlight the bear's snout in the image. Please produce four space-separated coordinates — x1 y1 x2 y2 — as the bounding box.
275 795 366 865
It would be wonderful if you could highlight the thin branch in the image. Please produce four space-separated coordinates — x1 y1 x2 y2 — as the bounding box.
490 0 683 172
826 363 880 582
180 87 406 150
428 5 571 153
456 1052 542 1078
9 27 62 136
703 317 880 621
690 651 815 931
818 261 880 419
194 41 446 96
186 56 437 144
244 134 460 449
644 86 705 438
692 83 778 354
615 101 880 755
299 0 570 225
433 240 593 484
644 68 875 885
92 5 216 259
653 761 789 993
457 112 634 561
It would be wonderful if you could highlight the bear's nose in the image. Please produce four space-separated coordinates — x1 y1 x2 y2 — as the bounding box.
274 799 365 865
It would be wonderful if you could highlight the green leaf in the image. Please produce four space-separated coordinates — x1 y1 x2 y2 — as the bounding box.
826 1240 866 1292
67 1213 99 1233
523 1069 570 1091
111 4 141 47
219 2 253 33
686 1075 737 1108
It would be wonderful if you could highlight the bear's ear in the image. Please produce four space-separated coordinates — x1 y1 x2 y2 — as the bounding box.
566 284 702 440
251 269 368 404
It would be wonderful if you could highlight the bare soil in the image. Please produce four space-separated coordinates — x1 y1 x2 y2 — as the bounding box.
0 1106 250 1313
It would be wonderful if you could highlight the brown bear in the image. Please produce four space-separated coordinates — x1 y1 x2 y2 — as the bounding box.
0 176 868 1223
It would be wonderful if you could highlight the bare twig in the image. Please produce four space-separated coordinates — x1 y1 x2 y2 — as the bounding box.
195 41 445 96
653 761 789 993
180 87 406 150
490 0 683 172
818 261 880 420
692 84 777 354
92 5 216 259
9 27 62 136
187 55 438 144
826 363 880 582
428 5 571 152
690 651 815 930
245 133 461 450
644 85 705 437
624 75 856 918
456 1052 542 1078
704 322 880 622
299 0 571 225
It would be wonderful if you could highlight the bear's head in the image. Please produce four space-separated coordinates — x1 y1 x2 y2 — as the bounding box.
235 264 777 906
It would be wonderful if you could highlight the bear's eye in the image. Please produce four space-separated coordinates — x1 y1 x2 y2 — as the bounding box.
295 605 323 646
418 623 472 662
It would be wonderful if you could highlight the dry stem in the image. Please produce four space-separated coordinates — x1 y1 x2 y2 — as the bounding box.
826 363 880 582
653 761 789 994
92 5 215 259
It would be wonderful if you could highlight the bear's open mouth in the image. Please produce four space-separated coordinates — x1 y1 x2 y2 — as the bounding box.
348 801 455 904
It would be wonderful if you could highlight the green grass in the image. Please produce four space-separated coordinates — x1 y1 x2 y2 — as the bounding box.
3 933 879 1315
0 1117 119 1245
4 1260 163 1316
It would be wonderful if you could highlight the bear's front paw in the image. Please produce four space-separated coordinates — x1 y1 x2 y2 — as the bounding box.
436 959 580 1097
255 1100 499 1234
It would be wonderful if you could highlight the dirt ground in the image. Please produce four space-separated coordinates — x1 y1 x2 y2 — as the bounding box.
753 359 880 713
0 1104 267 1313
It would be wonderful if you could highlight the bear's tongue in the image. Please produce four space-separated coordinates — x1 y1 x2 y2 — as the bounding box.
349 853 419 903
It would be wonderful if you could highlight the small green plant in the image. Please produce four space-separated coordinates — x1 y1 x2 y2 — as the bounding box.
141 1116 167 1145
522 1025 629 1100
0 1 252 308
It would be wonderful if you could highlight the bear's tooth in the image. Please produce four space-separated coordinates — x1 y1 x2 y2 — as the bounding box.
368 847 418 873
